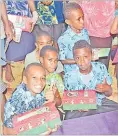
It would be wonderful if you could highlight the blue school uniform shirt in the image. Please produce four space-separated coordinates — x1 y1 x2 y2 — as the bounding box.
58 26 90 73
64 62 112 106
35 0 64 25
4 83 45 128
5 0 31 16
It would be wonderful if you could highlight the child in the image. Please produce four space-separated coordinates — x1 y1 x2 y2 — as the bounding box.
64 40 118 120
28 0 66 42
3 63 56 135
58 2 90 73
3 0 37 94
40 46 65 119
25 30 53 68
110 0 118 89
25 30 64 74
40 46 64 103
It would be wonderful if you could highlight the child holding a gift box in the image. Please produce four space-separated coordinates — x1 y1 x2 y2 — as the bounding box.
3 0 38 94
64 40 118 120
3 63 59 135
58 2 90 74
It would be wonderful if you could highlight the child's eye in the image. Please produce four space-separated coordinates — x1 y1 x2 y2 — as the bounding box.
42 77 46 80
49 59 52 62
76 57 79 60
32 77 36 79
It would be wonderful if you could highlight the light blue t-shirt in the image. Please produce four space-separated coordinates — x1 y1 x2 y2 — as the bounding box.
64 62 112 106
58 27 90 73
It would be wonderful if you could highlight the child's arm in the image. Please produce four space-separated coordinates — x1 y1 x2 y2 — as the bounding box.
5 64 14 82
28 0 38 25
110 16 118 34
45 85 62 107
61 59 76 65
1 0 13 41
95 78 112 97
3 126 16 135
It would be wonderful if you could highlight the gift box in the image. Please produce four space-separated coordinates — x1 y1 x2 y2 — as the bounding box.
62 90 97 110
8 14 33 42
8 14 32 32
92 48 110 59
13 102 61 135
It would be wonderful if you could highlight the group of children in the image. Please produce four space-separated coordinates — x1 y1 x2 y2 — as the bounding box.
1 0 118 135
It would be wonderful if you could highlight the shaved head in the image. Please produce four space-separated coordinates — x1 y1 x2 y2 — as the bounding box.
63 2 82 20
24 63 45 77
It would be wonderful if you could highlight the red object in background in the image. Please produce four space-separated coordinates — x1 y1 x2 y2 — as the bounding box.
8 14 32 32
12 102 61 134
113 49 118 63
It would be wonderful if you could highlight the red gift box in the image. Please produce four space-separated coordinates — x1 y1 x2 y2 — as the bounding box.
8 14 32 32
62 90 97 110
12 102 61 135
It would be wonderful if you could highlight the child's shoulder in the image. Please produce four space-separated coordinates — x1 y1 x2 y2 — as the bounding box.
25 50 36 58
92 62 107 71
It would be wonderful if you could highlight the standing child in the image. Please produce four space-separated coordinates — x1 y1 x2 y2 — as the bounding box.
28 0 66 43
58 2 90 73
3 63 56 135
64 40 118 120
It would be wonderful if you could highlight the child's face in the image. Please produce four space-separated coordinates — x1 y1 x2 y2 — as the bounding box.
74 47 92 74
23 66 46 95
66 9 84 31
41 0 53 6
41 50 58 74
115 0 118 9
36 36 53 51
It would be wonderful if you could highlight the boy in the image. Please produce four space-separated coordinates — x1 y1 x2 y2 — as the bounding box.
3 63 56 135
25 30 53 68
25 30 64 74
40 46 65 119
64 40 118 120
58 2 90 73
40 46 64 104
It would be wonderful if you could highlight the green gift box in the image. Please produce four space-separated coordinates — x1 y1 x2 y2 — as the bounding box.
12 102 62 135
62 90 97 110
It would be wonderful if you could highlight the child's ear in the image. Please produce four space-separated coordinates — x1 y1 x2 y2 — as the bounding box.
23 76 27 84
65 19 71 26
40 57 43 64
35 43 38 48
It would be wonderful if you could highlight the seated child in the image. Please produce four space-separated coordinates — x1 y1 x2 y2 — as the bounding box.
3 63 56 135
40 46 65 119
64 40 118 120
58 2 90 73
25 30 64 74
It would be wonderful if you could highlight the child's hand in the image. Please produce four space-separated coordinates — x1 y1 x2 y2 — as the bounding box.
45 86 55 103
95 78 111 93
5 71 14 82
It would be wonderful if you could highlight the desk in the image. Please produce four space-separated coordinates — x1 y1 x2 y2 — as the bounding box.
52 110 118 135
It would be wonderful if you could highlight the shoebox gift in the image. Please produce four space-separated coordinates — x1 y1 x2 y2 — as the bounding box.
62 90 97 110
12 102 61 135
